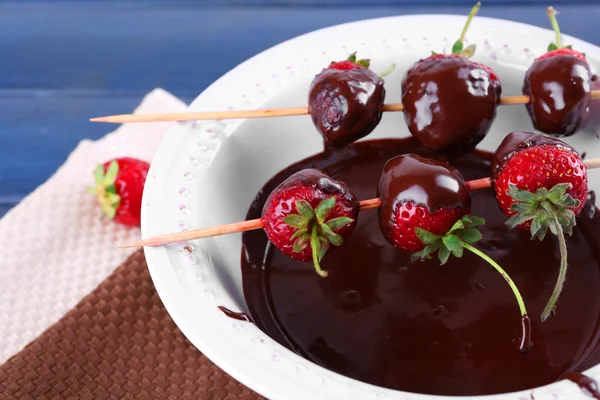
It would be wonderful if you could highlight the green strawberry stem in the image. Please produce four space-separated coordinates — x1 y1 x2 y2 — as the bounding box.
450 2 480 57
541 210 568 321
504 183 580 321
459 2 481 43
460 240 527 317
311 224 328 278
284 197 355 277
547 6 562 49
412 215 530 352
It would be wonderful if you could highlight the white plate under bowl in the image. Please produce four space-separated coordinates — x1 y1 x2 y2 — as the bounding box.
142 14 600 400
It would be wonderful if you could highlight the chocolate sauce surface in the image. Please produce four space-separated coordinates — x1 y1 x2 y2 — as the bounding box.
401 56 501 157
491 131 576 180
523 54 592 136
309 67 385 147
241 138 600 396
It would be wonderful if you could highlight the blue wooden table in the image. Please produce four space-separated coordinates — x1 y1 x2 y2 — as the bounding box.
2 1 600 217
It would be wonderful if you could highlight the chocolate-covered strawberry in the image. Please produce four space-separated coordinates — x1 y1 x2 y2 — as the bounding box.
378 154 471 252
261 168 359 277
401 2 501 157
523 7 592 136
492 131 588 321
309 52 387 147
378 153 531 353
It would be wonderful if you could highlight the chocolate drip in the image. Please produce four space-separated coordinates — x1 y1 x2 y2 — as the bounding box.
401 55 501 157
217 306 253 323
562 372 600 399
309 67 385 147
523 54 592 136
491 131 576 180
520 314 533 353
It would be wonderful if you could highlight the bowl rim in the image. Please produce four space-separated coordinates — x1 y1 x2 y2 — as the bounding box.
142 13 600 400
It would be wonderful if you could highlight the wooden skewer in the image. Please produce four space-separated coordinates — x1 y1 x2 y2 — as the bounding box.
118 160 597 249
91 92 600 124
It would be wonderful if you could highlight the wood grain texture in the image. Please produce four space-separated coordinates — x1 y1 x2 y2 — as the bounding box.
1 2 599 217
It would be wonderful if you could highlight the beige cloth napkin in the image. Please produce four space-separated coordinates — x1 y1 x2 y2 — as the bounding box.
0 89 187 363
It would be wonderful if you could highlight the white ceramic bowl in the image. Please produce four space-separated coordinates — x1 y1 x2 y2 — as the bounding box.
142 14 600 400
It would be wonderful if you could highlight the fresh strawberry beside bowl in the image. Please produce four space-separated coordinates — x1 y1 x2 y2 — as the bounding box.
90 157 150 227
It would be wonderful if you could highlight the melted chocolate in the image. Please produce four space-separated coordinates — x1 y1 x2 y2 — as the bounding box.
377 154 470 247
562 372 600 399
401 55 501 157
241 138 600 396
217 306 253 323
308 67 385 147
491 131 576 180
523 54 592 136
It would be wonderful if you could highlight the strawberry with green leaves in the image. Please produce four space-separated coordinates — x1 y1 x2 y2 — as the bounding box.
89 157 150 227
261 169 360 277
492 131 588 321
378 154 531 352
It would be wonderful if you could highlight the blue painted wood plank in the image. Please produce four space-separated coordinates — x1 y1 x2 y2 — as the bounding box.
1 2 600 217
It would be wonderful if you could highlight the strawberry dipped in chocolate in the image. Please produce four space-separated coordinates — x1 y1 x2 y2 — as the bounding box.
401 2 501 157
308 52 391 147
89 157 150 227
261 168 359 277
378 154 531 353
522 7 592 136
492 131 588 321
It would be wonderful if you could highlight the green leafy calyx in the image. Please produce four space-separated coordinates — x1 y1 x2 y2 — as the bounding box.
347 51 371 69
505 183 579 241
284 197 354 277
505 183 580 322
88 160 121 220
411 215 485 264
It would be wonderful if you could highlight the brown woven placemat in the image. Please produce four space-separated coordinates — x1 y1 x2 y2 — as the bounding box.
0 250 264 400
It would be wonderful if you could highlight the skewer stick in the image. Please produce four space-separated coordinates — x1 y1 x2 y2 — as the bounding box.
119 159 597 249
91 91 600 124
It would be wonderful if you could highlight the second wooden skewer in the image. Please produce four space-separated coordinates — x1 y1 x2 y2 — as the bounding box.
119 158 600 249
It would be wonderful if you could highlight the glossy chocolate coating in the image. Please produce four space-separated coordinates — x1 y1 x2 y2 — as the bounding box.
523 54 592 136
309 67 385 147
562 372 600 399
401 55 501 157
491 131 576 180
241 138 600 396
588 75 600 133
377 154 470 242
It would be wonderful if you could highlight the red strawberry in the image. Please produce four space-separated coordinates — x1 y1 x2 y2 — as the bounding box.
401 2 502 157
308 52 389 147
522 7 592 136
492 131 588 321
261 168 359 277
535 47 586 62
90 157 150 227
377 154 471 253
378 153 531 351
